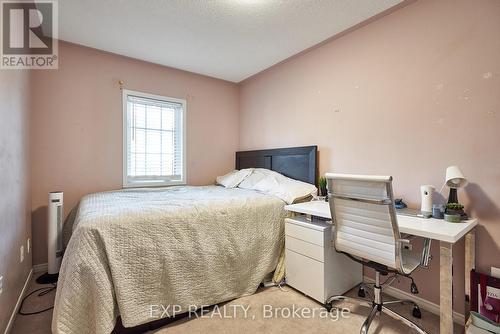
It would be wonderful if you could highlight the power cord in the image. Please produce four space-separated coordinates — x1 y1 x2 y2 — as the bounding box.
379 273 419 295
381 273 399 286
18 284 57 315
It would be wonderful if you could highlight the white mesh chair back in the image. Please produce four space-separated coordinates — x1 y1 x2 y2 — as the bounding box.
326 174 401 269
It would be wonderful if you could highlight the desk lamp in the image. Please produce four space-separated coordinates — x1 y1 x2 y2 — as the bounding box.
445 166 467 203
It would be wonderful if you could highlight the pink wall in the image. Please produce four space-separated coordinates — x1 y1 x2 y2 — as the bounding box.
27 0 500 317
239 0 500 314
31 42 239 265
0 71 32 332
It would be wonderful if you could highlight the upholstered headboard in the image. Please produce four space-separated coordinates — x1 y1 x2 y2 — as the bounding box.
235 146 318 185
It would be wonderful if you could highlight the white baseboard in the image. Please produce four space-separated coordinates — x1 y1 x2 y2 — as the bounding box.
33 263 48 273
363 276 465 324
3 269 33 334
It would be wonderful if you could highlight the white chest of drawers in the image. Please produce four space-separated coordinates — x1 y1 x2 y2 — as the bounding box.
284 216 362 306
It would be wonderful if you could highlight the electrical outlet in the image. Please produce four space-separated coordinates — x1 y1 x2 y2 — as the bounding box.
403 244 413 251
27 238 31 254
0 275 3 295
20 245 24 263
491 267 500 278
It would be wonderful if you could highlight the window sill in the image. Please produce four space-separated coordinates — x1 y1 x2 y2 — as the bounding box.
123 180 186 188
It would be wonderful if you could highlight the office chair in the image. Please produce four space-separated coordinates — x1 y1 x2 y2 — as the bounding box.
325 174 432 334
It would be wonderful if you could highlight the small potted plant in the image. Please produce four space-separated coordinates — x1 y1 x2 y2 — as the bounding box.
318 177 328 199
444 202 464 223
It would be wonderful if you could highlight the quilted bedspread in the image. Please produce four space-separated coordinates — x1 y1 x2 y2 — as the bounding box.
52 186 287 334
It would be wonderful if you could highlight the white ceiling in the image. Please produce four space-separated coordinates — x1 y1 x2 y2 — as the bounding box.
59 0 402 82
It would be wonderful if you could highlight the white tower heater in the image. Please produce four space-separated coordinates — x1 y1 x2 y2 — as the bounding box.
36 191 63 284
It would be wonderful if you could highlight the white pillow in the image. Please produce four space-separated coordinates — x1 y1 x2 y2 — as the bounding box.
237 168 277 189
252 172 318 204
216 169 253 188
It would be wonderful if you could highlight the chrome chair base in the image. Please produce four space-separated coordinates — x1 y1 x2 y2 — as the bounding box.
326 279 428 334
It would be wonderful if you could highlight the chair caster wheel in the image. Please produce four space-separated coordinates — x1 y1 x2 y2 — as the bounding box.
412 305 422 319
358 287 366 298
324 303 333 312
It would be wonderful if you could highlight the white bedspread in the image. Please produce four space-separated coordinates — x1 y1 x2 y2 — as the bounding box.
52 186 286 334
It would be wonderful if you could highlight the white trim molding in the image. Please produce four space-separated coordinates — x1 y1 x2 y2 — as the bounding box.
4 269 33 334
363 276 465 324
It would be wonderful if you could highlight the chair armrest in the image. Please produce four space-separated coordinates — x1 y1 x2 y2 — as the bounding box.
398 237 433 269
420 238 432 268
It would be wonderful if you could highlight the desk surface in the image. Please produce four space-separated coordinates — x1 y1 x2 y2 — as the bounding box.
285 201 477 244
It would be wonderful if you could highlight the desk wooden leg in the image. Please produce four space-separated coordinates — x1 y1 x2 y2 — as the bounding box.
465 229 476 321
440 241 453 334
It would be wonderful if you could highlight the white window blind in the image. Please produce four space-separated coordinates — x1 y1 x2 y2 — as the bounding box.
123 90 186 187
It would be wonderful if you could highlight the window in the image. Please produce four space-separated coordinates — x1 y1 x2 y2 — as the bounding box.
123 90 186 187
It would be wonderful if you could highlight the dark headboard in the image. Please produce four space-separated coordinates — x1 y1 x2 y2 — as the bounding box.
235 146 318 185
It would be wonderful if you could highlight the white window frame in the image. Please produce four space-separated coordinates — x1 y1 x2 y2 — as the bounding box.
122 89 187 188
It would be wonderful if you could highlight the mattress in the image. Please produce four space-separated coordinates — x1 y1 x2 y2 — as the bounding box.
52 185 287 334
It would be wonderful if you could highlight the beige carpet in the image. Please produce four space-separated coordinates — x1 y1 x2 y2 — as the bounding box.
149 286 461 334
11 273 56 334
12 274 463 334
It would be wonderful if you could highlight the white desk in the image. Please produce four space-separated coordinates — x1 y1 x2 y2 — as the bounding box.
285 201 478 334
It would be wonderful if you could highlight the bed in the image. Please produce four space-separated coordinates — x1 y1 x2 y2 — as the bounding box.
52 146 317 334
